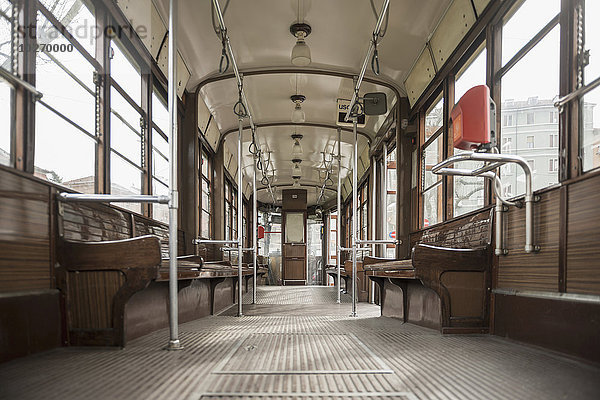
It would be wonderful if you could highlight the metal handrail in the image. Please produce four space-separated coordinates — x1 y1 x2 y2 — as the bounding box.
58 193 170 204
356 239 399 245
432 151 539 254
193 239 240 245
554 75 600 110
339 247 373 252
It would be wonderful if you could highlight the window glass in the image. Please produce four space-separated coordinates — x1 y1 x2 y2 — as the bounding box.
581 0 600 172
35 20 96 134
425 97 443 140
152 178 169 223
0 80 13 166
502 0 560 66
39 0 96 57
110 152 141 213
34 105 95 188
423 135 443 190
152 130 168 184
386 148 396 258
501 26 560 193
454 47 486 217
111 87 142 165
423 184 442 228
34 9 97 192
152 90 169 134
111 41 141 105
0 0 13 70
200 149 211 239
455 47 487 102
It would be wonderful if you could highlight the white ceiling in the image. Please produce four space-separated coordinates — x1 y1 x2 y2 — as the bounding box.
154 0 453 205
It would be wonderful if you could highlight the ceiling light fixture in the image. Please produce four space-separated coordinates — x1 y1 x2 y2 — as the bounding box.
291 95 306 123
292 158 302 179
290 23 312 66
291 134 303 156
292 178 301 188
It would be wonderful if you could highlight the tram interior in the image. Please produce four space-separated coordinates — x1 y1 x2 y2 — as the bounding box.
1 0 600 399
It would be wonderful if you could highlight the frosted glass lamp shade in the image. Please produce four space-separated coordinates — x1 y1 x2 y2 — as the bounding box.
291 39 311 66
291 103 305 123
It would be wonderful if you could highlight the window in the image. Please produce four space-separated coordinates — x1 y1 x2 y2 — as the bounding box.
358 181 368 243
425 97 443 140
224 178 237 261
453 45 486 218
500 0 560 193
502 137 513 151
386 148 396 258
200 149 212 239
110 87 143 213
422 97 444 228
328 213 337 265
34 2 97 192
581 0 600 172
549 158 558 172
526 112 534 125
110 39 144 213
0 1 14 166
503 114 514 127
152 90 169 223
0 80 13 167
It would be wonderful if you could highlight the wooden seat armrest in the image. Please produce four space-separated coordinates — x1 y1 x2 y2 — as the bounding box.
363 256 397 267
59 235 161 272
412 243 489 271
364 258 412 271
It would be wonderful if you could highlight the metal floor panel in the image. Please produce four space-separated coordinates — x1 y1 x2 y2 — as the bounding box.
1 286 599 400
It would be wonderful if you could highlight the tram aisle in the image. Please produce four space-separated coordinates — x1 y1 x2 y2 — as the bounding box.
1 285 599 399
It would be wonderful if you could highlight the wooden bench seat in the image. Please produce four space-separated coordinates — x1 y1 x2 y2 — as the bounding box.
325 265 348 292
365 210 493 334
55 200 243 347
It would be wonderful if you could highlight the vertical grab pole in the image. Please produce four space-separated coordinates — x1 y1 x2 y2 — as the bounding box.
351 116 358 317
166 0 181 350
382 142 388 257
237 116 244 317
252 153 257 304
370 155 377 304
336 128 342 304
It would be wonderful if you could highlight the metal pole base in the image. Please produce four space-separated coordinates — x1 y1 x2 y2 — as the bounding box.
349 312 358 317
336 300 341 304
164 340 183 351
236 313 244 317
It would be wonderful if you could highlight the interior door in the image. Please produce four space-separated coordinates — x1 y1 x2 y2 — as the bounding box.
283 211 306 285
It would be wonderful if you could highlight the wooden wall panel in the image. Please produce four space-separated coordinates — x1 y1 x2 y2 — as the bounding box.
497 190 559 291
567 174 600 295
0 169 51 292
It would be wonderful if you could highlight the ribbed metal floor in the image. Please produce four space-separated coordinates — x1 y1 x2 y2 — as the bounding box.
1 286 599 400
